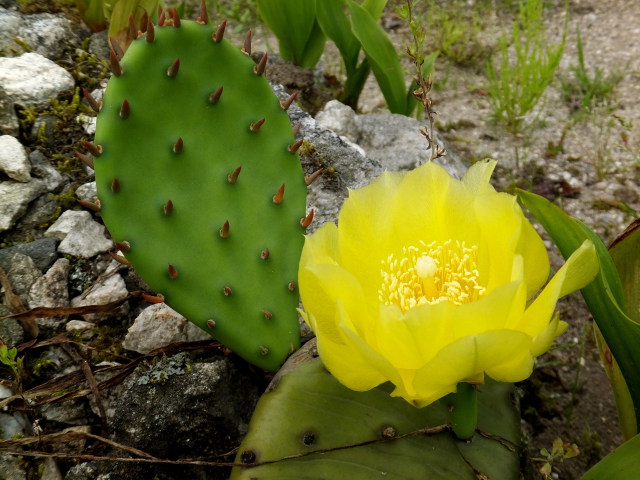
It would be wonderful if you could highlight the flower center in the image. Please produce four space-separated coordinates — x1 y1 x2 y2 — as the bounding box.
379 240 486 313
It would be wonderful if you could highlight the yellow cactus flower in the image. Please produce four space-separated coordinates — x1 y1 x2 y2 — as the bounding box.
298 160 598 407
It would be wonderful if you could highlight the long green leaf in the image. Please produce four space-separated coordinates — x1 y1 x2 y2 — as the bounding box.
347 0 408 114
316 0 360 72
361 0 387 19
610 218 640 323
257 0 325 68
518 190 640 433
581 433 640 479
604 218 640 439
340 59 371 108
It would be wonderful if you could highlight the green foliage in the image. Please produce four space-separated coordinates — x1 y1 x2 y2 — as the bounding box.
419 0 490 66
0 345 24 394
74 0 159 48
346 0 409 114
204 0 258 31
517 190 640 435
560 27 623 119
532 437 580 479
257 0 326 68
0 345 20 374
259 0 418 114
231 356 520 479
581 433 640 479
486 0 566 134
93 19 306 371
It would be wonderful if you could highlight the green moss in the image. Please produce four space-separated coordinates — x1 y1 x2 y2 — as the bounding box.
48 187 77 209
297 140 317 157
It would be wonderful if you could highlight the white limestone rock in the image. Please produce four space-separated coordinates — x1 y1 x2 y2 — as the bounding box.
75 181 98 204
45 210 113 258
70 272 129 323
0 53 75 106
28 258 70 328
123 303 212 354
0 135 30 182
0 178 46 232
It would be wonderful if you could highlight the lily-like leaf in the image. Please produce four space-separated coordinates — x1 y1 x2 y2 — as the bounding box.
316 0 361 73
257 0 325 68
518 190 640 434
76 0 107 32
581 433 640 479
361 0 388 19
109 0 159 50
347 0 408 114
600 218 640 440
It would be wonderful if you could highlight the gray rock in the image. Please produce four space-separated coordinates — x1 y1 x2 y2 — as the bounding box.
0 7 21 55
107 353 261 480
0 304 24 345
0 52 75 133
45 210 113 258
316 100 468 178
123 303 212 354
0 237 59 272
272 83 384 231
88 30 110 61
6 252 41 306
64 463 102 480
18 194 64 231
0 52 75 106
29 114 57 148
0 8 76 59
0 385 31 440
22 13 77 59
70 271 128 322
40 458 64 480
0 135 30 182
75 181 98 204
65 319 95 340
0 84 18 134
29 150 64 192
39 399 91 426
0 178 47 232
28 257 70 328
0 454 27 480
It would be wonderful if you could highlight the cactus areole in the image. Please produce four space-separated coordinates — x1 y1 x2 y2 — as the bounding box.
93 18 306 371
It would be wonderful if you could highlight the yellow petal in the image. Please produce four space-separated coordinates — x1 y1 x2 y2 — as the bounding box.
411 330 533 406
462 159 497 194
530 313 568 356
300 262 372 343
473 191 524 291
318 301 402 392
516 216 551 298
518 239 598 336
393 162 482 247
337 170 405 302
299 221 340 267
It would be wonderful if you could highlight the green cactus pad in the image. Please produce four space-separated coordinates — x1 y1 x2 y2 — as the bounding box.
94 19 306 371
231 357 521 479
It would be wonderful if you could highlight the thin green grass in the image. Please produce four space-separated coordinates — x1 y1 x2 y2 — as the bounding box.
560 26 623 120
486 0 566 135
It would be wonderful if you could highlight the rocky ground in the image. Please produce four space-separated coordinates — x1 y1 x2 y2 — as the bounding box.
0 0 638 479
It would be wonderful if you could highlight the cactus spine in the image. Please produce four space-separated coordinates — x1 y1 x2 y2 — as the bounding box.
90 9 307 371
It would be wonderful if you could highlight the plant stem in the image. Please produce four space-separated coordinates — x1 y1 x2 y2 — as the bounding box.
447 382 478 440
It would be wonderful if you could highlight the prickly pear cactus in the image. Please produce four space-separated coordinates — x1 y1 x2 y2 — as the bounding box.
231 352 521 479
91 13 307 371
